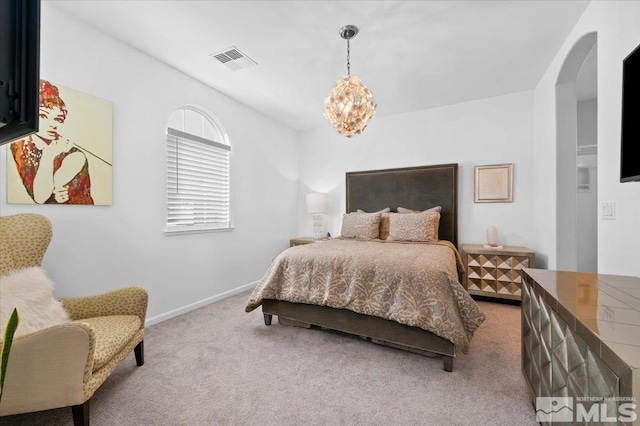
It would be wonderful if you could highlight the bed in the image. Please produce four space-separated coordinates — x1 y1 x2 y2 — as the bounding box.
245 163 485 371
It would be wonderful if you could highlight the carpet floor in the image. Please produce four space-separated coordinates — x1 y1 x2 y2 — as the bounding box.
1 291 538 425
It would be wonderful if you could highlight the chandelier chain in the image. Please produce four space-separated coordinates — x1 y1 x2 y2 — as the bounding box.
346 38 351 75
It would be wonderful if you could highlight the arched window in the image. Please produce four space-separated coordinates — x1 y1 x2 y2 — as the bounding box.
165 106 231 234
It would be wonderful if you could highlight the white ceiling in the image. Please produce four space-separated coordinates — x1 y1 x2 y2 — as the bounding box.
50 0 590 132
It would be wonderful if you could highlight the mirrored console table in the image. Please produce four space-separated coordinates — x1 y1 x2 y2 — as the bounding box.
522 269 639 425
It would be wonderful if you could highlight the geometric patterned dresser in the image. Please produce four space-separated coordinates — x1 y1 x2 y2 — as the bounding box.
461 244 535 301
522 269 639 425
289 237 318 247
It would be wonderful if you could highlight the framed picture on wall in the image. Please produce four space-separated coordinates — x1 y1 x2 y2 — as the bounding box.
6 80 113 205
474 163 513 203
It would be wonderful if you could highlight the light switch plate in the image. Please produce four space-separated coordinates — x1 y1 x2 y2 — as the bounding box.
602 202 616 220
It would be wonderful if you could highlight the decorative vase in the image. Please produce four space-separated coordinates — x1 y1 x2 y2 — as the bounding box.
487 226 498 247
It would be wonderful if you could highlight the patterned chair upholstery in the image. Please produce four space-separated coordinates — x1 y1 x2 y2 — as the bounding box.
0 213 148 426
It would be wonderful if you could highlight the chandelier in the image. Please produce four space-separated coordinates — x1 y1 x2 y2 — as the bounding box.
324 25 376 138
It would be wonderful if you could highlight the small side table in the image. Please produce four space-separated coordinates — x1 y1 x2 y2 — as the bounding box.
461 244 535 301
289 237 318 247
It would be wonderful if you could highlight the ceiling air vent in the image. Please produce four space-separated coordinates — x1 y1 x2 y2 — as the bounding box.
210 47 257 71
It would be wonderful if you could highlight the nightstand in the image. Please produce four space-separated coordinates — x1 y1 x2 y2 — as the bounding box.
289 237 318 247
461 244 535 301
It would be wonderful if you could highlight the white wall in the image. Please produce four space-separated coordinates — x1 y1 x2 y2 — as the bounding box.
555 82 579 270
297 91 536 251
577 99 597 147
533 0 640 275
4 1 637 327
577 100 598 273
0 3 299 323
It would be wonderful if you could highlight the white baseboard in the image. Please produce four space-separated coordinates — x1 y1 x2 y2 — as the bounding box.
145 280 258 326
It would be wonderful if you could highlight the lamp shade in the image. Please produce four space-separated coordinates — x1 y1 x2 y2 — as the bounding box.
306 193 329 214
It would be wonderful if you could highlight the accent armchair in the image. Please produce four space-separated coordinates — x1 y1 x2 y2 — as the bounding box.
0 213 148 426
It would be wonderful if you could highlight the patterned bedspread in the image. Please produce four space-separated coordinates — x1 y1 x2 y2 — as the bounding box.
245 238 485 353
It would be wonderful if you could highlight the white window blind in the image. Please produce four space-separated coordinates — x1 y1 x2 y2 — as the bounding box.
166 127 231 233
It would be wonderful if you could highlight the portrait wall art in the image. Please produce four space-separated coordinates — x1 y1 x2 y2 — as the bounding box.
6 80 113 205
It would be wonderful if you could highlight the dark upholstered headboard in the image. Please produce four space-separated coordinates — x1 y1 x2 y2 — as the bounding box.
345 163 458 247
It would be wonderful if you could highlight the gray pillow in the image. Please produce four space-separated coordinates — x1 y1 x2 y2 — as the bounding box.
397 206 442 213
356 207 390 213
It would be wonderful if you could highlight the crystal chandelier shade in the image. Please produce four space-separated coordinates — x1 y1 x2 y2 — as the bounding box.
324 75 376 138
324 25 376 138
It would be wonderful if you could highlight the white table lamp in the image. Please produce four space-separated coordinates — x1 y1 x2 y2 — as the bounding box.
306 193 329 239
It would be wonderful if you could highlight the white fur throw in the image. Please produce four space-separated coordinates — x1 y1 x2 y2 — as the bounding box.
0 267 70 339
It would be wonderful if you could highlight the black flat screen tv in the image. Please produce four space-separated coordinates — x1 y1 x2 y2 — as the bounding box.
0 0 40 146
621 42 640 182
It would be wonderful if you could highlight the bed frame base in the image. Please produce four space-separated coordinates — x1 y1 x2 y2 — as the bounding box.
262 299 455 372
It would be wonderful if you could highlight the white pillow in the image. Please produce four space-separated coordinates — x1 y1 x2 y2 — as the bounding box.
0 267 70 338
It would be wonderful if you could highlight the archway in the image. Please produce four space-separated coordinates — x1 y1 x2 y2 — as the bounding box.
555 32 598 272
